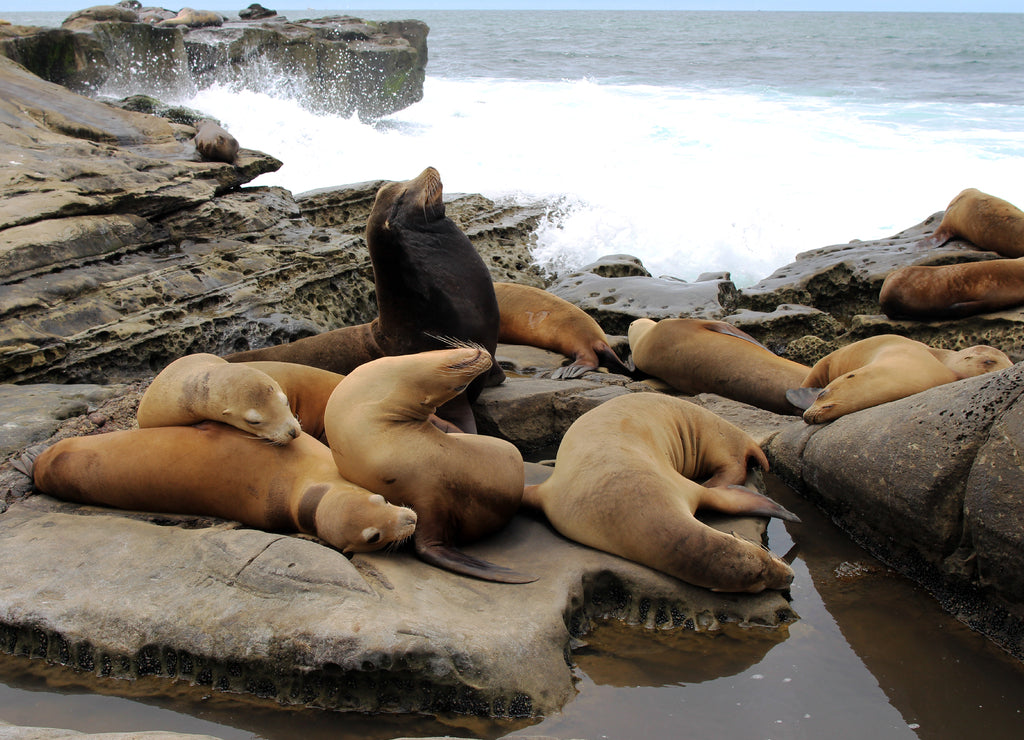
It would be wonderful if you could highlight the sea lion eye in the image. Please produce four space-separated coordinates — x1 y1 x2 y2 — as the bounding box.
243 410 264 425
362 527 381 544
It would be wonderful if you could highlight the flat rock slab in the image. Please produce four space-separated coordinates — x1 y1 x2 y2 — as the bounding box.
0 491 795 718
0 383 126 457
0 720 219 740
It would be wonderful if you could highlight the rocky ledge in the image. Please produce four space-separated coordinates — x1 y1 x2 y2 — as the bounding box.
0 3 427 119
1 35 1023 719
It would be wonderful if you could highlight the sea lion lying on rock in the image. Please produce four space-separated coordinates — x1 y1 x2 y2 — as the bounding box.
523 393 798 593
879 256 1024 320
193 119 239 164
917 187 1024 257
157 8 225 29
325 346 533 583
786 334 1012 423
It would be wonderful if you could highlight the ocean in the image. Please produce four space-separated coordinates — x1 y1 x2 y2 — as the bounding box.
7 9 1024 286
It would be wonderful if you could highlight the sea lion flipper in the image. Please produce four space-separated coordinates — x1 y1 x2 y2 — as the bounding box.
9 443 47 482
915 231 951 250
595 345 635 377
785 387 823 411
704 321 770 350
700 485 802 523
415 541 538 584
550 362 593 380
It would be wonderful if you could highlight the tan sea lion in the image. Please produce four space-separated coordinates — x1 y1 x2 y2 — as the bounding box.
628 317 810 416
930 344 1013 377
879 257 1024 319
523 393 798 593
30 422 418 554
157 8 224 29
917 188 1024 257
193 118 239 164
239 361 344 442
785 334 1009 424
324 345 533 583
137 353 301 445
494 282 632 378
227 167 503 433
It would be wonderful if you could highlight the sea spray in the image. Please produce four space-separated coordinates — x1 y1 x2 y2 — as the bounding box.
186 76 1024 287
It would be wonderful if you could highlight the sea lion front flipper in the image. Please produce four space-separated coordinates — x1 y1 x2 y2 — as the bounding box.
785 387 824 411
915 231 951 250
414 539 538 584
549 361 594 380
699 485 801 523
704 321 770 350
595 344 635 377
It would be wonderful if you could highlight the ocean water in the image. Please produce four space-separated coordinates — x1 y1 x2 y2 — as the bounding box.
8 9 1024 286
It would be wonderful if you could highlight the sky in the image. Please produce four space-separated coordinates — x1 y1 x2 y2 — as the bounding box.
2 1 1021 13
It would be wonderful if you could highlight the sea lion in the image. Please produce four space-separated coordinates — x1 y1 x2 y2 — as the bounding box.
324 346 533 583
917 188 1024 257
193 119 239 164
30 422 418 554
137 353 301 444
494 282 633 378
785 334 1010 424
157 8 224 29
930 344 1013 378
628 317 810 416
522 393 798 593
226 167 503 433
879 257 1024 319
238 361 344 442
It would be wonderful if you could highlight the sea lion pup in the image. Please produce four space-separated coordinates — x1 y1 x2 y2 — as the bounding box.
30 422 417 554
239 361 344 442
917 188 1024 257
226 167 502 433
137 353 301 445
522 394 798 593
324 346 534 583
930 344 1013 377
628 317 810 416
493 282 633 379
193 119 239 164
879 257 1024 319
785 334 1008 424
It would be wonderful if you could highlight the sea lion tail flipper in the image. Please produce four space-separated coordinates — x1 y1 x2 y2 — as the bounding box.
415 540 538 584
785 387 824 411
549 361 593 380
8 443 48 482
704 321 770 351
916 230 951 250
700 485 802 523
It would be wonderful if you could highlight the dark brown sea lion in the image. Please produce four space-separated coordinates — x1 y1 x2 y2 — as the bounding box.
226 167 503 433
494 282 632 378
523 393 797 593
628 317 810 416
917 188 1024 257
30 422 418 554
324 346 533 584
193 119 239 164
880 257 1024 319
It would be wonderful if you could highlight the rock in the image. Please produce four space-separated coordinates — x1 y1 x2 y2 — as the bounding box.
0 720 221 740
0 383 126 457
766 362 1024 658
238 4 276 21
725 304 844 357
548 270 739 337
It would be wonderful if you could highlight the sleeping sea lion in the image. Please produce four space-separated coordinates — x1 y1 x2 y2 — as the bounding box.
523 393 797 593
917 188 1024 257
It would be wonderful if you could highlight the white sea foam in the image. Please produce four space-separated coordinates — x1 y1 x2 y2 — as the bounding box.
184 76 1024 287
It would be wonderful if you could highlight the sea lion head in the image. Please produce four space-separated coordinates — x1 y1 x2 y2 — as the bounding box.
222 371 301 445
627 317 656 348
312 487 418 553
367 166 445 235
942 345 1013 378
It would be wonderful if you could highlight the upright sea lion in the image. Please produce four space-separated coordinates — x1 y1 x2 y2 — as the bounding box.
137 353 301 444
494 282 633 378
879 257 1024 319
227 167 503 433
628 318 810 416
193 119 239 164
324 346 533 583
30 423 418 554
917 188 1024 257
523 394 798 593
785 334 1009 424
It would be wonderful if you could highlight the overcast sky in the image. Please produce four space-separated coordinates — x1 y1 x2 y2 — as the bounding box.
4 1 1022 13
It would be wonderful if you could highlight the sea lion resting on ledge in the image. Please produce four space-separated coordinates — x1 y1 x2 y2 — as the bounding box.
917 187 1024 257
324 346 534 584
879 256 1024 320
29 422 418 555
787 335 1012 424
628 317 810 416
523 393 798 593
193 119 239 164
